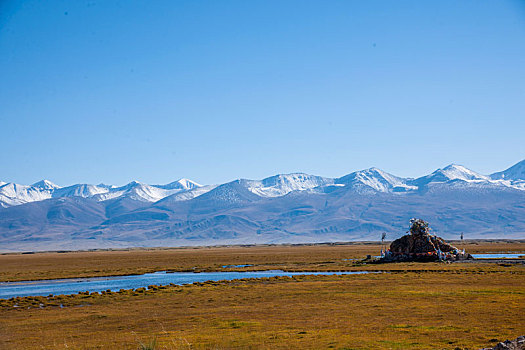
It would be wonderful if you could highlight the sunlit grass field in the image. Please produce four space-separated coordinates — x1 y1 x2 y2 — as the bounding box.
1 240 523 282
1 241 523 349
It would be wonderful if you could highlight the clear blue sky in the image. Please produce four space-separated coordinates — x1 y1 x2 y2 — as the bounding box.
1 0 524 186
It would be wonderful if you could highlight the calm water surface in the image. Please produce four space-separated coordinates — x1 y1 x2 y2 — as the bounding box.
472 253 525 259
0 270 370 299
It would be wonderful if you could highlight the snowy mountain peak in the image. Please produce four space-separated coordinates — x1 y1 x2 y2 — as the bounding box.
262 173 329 186
336 167 411 192
442 164 485 178
413 164 488 187
161 178 202 190
2 160 525 209
0 182 53 207
0 178 208 208
359 167 399 180
177 178 201 189
31 179 61 190
491 159 525 181
246 173 333 197
53 184 110 198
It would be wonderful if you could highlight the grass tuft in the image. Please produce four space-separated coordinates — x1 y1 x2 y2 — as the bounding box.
138 336 158 350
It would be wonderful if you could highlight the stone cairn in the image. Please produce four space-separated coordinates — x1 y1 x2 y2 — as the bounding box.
481 336 525 350
381 218 472 262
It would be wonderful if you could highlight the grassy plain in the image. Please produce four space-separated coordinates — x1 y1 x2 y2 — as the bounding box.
1 241 524 349
1 240 524 282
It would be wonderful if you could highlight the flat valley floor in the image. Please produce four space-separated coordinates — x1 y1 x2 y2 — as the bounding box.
1 241 524 349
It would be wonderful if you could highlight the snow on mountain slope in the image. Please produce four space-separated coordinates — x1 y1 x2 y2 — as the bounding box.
31 179 61 190
0 180 60 207
53 184 111 198
3 177 524 252
92 181 175 202
91 179 204 202
411 164 490 188
156 185 217 204
2 160 525 251
157 178 202 190
336 168 415 193
0 182 53 207
1 160 525 210
491 159 525 181
0 178 203 207
245 173 333 197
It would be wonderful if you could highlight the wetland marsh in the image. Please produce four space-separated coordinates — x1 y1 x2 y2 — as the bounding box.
1 241 523 349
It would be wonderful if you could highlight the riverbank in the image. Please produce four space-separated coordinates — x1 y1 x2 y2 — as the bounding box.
1 241 524 349
1 267 523 349
1 240 524 282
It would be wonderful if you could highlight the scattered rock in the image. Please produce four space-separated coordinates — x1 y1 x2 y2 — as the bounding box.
480 336 525 350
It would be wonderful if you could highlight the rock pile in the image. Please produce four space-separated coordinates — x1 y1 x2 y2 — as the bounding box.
382 219 472 262
481 336 525 350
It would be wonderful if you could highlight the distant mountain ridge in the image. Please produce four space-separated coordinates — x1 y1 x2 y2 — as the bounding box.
491 159 525 181
2 161 524 208
1 160 524 252
0 178 202 208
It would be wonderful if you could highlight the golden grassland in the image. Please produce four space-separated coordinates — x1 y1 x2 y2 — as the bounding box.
1 240 524 282
1 268 524 349
0 241 524 349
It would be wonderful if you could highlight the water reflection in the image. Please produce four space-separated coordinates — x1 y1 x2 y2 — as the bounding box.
0 270 371 299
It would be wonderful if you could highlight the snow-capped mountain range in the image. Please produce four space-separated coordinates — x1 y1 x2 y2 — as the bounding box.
2 162 524 208
1 160 524 252
0 178 202 208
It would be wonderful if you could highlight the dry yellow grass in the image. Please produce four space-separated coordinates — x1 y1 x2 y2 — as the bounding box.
0 241 523 349
1 268 523 349
1 240 523 282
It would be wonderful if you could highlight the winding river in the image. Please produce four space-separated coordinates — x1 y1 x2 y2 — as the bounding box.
0 270 371 299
